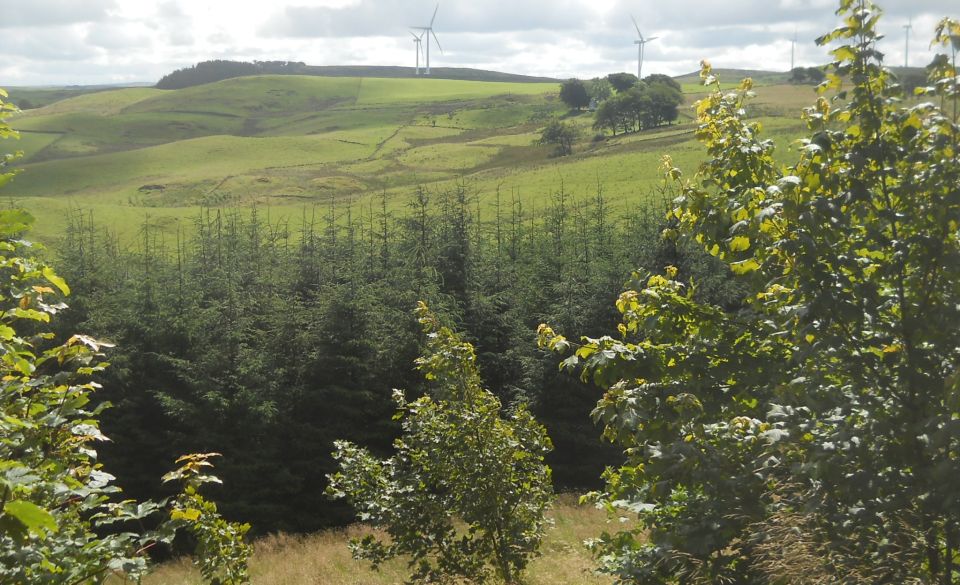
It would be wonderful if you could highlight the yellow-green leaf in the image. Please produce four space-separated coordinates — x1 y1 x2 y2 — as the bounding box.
4 500 58 537
171 508 202 522
43 267 70 296
730 236 751 252
730 259 760 274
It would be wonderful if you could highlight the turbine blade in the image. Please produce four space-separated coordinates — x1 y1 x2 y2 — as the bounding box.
433 30 443 54
647 36 659 42
630 14 642 39
430 3 439 27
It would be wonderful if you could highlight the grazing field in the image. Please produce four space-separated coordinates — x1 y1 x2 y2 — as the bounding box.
129 496 621 585
1 71 814 244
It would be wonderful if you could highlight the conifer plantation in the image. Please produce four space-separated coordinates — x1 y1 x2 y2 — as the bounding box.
54 187 739 534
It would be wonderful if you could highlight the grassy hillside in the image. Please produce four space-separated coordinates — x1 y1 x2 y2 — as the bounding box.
674 67 791 92
5 84 153 110
128 496 621 585
1 72 816 243
156 62 561 90
299 65 561 83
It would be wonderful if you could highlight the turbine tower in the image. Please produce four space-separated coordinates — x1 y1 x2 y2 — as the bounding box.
791 29 797 71
903 17 912 68
631 15 658 80
413 4 443 76
411 30 425 75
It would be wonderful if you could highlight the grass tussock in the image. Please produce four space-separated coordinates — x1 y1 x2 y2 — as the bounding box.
134 495 617 585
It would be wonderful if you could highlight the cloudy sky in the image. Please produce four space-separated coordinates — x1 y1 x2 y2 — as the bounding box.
0 0 956 86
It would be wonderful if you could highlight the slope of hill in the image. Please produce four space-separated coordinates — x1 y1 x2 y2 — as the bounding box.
156 60 561 90
303 65 561 83
673 67 791 92
1 73 813 243
5 84 154 110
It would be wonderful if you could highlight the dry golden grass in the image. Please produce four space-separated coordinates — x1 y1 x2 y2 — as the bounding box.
135 495 620 585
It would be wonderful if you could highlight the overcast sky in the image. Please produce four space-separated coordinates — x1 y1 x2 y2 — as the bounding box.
0 0 956 86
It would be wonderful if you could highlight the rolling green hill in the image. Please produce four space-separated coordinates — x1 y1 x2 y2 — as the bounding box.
1 71 813 243
156 62 562 89
674 67 791 86
5 84 154 110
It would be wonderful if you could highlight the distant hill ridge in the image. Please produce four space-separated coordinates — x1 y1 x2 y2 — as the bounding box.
156 60 561 89
673 68 791 85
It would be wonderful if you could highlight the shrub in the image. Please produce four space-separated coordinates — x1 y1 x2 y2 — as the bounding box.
0 88 249 585
328 302 553 584
538 119 579 156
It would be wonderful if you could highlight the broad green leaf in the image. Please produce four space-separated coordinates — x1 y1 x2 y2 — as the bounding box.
0 209 33 237
171 508 202 522
729 236 751 252
4 500 57 537
43 266 70 296
729 258 759 274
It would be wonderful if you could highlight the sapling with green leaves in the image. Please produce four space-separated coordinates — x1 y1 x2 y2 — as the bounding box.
540 2 960 583
328 301 553 585
0 89 250 585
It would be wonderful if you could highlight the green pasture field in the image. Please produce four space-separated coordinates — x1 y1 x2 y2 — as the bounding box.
35 87 162 116
355 77 556 104
5 86 144 110
0 72 818 245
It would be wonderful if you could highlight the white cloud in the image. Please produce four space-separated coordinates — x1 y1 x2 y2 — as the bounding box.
1 0 956 85
0 0 116 28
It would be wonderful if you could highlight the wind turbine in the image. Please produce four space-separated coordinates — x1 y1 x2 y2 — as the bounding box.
903 17 912 68
630 15 657 80
791 29 797 71
412 4 443 76
411 30 425 75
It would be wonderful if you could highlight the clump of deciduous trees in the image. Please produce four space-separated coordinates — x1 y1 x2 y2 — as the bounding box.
592 74 684 136
789 65 827 84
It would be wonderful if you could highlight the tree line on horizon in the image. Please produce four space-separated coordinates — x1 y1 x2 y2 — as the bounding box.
154 59 561 90
156 60 310 89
